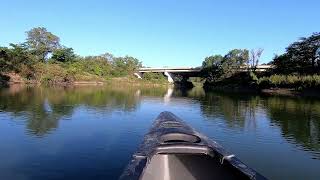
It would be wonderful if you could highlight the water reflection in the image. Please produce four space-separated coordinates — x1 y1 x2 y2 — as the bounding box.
197 91 320 158
0 85 319 179
164 87 173 103
1 85 319 155
266 97 320 156
0 84 169 136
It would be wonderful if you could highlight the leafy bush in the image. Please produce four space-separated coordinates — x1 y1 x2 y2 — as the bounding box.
33 63 74 85
0 44 35 73
142 72 167 83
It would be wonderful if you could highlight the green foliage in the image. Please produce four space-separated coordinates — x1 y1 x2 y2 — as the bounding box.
202 33 320 91
249 71 258 82
0 47 10 72
111 56 142 77
33 63 74 85
202 55 223 68
272 32 320 74
201 49 249 83
0 27 145 85
0 43 35 74
222 49 249 77
257 75 320 89
201 55 224 82
51 47 76 63
67 56 112 77
223 49 249 67
26 27 60 61
142 72 167 83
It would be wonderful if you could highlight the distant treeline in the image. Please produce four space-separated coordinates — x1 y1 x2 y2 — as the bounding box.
0 27 142 85
201 32 320 90
1 27 319 89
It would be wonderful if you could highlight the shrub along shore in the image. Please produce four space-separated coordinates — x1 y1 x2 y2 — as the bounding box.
0 27 149 85
203 72 320 97
0 27 169 86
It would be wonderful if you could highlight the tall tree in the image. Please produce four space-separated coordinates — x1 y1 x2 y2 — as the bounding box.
202 55 223 68
222 49 249 77
274 32 320 74
249 48 264 71
26 27 60 61
201 55 224 82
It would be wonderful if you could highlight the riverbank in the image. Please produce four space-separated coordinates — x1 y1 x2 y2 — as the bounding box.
202 72 320 98
0 72 170 88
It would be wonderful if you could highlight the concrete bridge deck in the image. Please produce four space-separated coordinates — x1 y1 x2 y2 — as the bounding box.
138 67 201 73
135 65 272 83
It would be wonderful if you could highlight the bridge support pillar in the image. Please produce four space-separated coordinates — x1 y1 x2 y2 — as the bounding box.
134 72 143 79
164 71 174 83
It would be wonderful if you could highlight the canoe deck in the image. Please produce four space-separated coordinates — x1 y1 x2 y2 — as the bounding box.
141 154 246 180
119 111 267 180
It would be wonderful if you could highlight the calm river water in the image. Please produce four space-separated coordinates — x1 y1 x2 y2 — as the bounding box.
0 84 319 180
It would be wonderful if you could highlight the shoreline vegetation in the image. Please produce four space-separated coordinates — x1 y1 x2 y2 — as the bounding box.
0 72 170 87
1 27 320 97
201 32 320 97
0 27 169 87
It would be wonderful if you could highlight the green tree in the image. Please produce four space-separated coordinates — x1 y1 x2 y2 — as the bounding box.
111 56 142 76
201 55 224 82
26 27 60 61
221 49 249 78
51 47 76 63
0 47 10 72
82 55 112 76
272 54 294 74
202 55 223 68
0 43 34 73
201 49 249 83
273 32 320 74
223 49 249 67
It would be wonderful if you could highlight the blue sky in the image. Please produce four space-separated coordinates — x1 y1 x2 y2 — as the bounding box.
1 0 319 67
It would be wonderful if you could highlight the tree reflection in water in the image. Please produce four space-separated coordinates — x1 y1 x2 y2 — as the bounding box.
0 85 319 158
197 91 320 158
0 84 168 137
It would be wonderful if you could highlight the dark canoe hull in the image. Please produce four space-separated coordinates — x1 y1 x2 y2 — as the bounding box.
119 111 267 180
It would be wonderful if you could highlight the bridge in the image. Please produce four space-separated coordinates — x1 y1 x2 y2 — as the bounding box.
134 67 202 83
134 65 272 83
